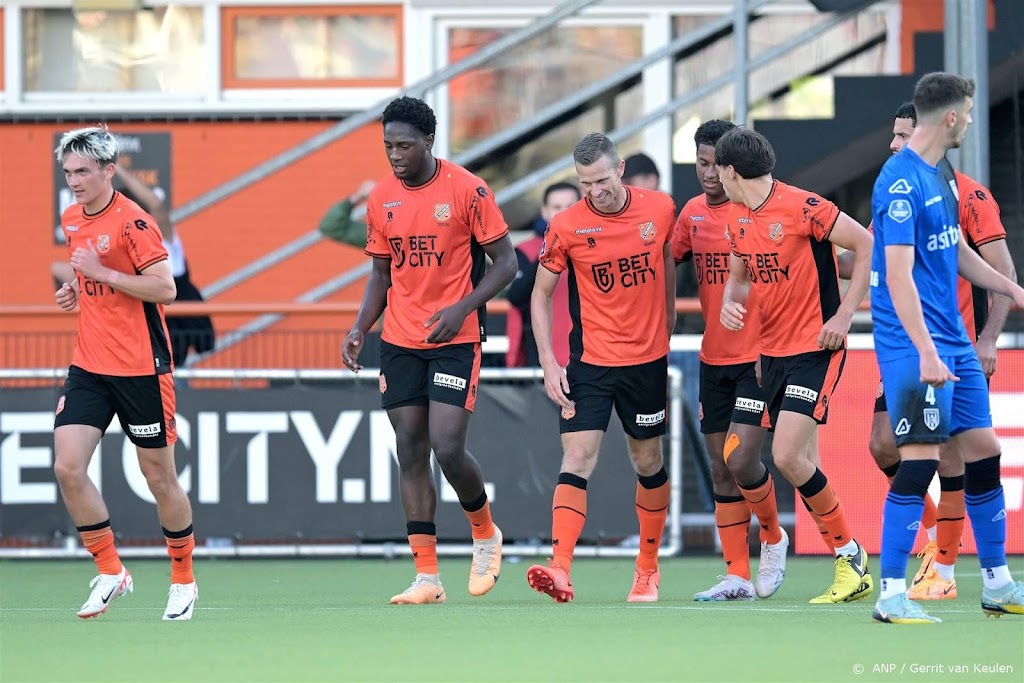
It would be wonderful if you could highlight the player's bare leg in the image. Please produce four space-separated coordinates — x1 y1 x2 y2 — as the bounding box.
626 435 668 602
54 424 133 619
388 405 445 605
527 430 601 602
429 402 502 597
726 423 787 598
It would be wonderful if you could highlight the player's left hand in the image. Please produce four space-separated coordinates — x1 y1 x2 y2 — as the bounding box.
424 304 468 344
818 311 852 350
975 335 998 378
70 239 108 282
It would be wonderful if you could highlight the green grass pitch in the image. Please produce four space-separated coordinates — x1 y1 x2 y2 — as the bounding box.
2 557 1022 683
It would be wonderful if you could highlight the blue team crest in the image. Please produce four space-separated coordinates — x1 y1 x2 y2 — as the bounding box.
887 199 912 223
924 408 940 431
888 178 913 194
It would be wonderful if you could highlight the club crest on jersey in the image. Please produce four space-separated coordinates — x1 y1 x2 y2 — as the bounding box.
96 235 110 253
887 199 912 223
888 178 913 194
924 408 940 431
768 222 783 242
638 222 656 242
434 203 451 222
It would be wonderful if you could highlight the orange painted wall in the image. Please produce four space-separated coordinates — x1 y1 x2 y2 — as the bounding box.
0 120 388 353
900 0 996 73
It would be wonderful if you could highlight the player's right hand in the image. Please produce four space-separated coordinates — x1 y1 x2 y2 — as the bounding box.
55 282 77 312
541 361 572 409
919 352 958 388
342 329 364 372
720 301 746 331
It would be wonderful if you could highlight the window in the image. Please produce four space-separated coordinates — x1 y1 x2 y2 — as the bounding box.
22 7 205 94
447 26 643 154
223 6 402 88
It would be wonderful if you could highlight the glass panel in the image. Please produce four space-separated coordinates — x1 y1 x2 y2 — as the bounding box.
23 7 205 93
231 13 399 82
671 11 893 162
448 26 643 155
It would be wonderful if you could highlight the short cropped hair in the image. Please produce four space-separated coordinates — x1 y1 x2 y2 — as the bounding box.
543 181 581 205
382 96 437 137
694 119 737 150
573 133 620 167
55 126 118 166
714 127 776 179
894 101 917 125
913 72 976 119
623 153 659 179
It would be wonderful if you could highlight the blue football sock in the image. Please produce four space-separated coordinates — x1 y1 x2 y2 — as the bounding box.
880 459 937 579
965 456 1007 570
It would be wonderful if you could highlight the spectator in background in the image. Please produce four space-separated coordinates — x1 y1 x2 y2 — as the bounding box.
506 181 580 367
318 179 375 247
51 165 214 368
622 152 661 191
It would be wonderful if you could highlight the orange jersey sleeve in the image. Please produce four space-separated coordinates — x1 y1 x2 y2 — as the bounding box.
727 181 841 357
954 172 1006 340
674 195 759 365
64 192 173 376
541 187 675 367
367 160 509 349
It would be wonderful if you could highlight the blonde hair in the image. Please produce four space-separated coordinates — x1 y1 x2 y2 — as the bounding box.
55 126 118 166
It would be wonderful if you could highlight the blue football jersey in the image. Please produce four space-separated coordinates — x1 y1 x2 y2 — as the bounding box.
870 148 972 362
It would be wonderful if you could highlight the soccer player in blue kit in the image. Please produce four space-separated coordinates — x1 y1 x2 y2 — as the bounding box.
869 72 1024 624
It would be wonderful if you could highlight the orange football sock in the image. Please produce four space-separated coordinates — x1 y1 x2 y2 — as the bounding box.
937 486 965 565
463 493 496 540
714 497 752 580
78 521 122 575
922 495 939 532
798 469 853 551
552 474 588 574
408 534 439 575
739 470 783 545
801 497 834 550
635 469 670 571
164 525 196 584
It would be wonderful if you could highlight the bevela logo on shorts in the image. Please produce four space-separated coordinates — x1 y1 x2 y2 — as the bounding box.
785 385 818 403
636 410 665 426
734 397 765 413
128 422 161 437
433 372 467 391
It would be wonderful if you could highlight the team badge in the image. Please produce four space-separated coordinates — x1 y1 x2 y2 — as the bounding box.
876 381 884 399
768 222 783 242
561 401 576 420
923 408 940 431
638 222 656 241
434 203 451 222
887 199 912 223
379 374 387 394
96 235 110 253
56 395 65 415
